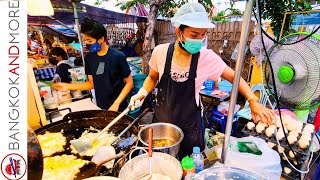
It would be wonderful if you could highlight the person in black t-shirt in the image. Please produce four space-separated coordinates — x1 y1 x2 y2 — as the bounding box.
52 17 133 111
49 47 74 83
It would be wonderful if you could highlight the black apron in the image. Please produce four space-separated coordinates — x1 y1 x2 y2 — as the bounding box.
154 43 205 159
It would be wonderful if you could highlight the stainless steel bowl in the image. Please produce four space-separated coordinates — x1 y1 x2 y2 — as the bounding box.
138 123 184 157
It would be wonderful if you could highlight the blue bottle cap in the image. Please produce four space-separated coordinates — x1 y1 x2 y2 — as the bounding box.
193 146 200 154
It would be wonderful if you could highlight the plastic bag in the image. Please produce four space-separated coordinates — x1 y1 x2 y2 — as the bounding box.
217 101 240 115
224 136 282 180
237 142 262 155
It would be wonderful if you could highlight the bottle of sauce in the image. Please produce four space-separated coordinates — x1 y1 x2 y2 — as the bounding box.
181 156 196 179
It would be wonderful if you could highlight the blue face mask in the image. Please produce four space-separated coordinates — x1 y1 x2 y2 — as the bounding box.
180 33 204 54
86 41 101 52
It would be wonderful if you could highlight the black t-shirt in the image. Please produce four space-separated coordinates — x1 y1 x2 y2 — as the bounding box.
85 48 131 110
56 64 72 83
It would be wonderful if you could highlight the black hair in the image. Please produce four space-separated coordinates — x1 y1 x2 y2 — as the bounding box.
179 25 189 32
80 17 107 41
50 47 68 59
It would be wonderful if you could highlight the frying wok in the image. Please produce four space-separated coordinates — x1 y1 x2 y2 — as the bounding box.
34 110 142 179
28 126 43 180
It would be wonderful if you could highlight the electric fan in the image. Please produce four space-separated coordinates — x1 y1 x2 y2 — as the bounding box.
264 32 320 110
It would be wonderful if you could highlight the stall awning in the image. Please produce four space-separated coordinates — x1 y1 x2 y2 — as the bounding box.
28 0 148 25
32 25 78 43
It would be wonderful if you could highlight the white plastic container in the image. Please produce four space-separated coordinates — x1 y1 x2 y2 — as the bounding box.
190 146 204 173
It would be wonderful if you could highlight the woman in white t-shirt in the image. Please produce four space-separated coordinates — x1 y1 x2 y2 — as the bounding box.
130 2 274 158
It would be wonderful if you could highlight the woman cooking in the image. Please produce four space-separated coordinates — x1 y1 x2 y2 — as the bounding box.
130 2 274 159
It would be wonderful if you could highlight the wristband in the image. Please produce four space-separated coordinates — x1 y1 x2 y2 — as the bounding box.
248 96 259 102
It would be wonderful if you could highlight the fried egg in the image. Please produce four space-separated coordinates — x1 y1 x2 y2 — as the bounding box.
37 131 66 157
42 155 89 180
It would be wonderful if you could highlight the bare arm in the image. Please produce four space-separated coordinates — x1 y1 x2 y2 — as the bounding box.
52 75 94 91
221 66 274 124
142 68 159 93
221 66 255 100
113 74 134 106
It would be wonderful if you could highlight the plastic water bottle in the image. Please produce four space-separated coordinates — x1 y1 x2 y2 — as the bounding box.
190 146 204 173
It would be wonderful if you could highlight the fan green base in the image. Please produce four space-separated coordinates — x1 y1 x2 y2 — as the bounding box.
278 65 294 84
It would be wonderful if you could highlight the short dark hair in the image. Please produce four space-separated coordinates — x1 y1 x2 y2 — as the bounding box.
50 47 68 59
179 25 189 32
81 17 107 40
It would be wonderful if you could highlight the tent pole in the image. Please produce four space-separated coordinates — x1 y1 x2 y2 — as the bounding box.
71 2 85 65
221 0 254 164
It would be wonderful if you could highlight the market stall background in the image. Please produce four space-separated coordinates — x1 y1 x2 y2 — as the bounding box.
27 0 148 25
26 0 320 180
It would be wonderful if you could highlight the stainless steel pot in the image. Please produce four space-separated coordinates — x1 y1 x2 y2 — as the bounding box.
138 123 184 157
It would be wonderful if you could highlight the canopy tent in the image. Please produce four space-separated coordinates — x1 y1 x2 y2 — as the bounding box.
28 0 148 26
32 25 78 43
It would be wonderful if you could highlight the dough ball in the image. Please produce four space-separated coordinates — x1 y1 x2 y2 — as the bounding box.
298 138 310 149
283 115 293 125
289 131 299 138
258 122 268 128
293 161 298 166
289 150 295 158
297 122 303 129
301 130 312 137
296 127 302 133
284 167 292 174
247 122 255 130
278 127 288 134
276 131 285 140
286 123 297 132
278 145 285 153
287 135 297 145
303 127 314 134
276 120 282 128
268 125 276 131
256 123 265 134
300 134 311 142
265 127 275 137
267 142 276 149
304 124 315 132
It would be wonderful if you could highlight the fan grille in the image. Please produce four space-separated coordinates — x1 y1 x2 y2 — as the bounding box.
265 33 320 110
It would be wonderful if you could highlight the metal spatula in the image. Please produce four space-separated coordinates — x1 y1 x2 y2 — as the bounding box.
70 96 145 153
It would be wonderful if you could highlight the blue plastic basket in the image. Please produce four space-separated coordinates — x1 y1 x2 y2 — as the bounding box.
133 74 147 92
204 80 215 90
210 108 238 136
218 80 233 93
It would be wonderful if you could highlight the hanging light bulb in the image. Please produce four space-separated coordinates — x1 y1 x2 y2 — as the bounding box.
28 0 54 16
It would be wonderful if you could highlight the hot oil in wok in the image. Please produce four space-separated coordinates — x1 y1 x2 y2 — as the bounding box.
152 139 175 147
34 110 139 179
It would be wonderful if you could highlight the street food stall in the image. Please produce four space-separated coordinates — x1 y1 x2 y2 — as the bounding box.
26 0 320 180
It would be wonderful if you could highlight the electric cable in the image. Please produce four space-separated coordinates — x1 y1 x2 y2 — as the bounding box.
253 3 320 46
255 0 307 176
303 133 320 180
256 0 320 177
